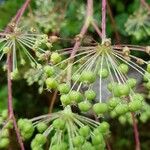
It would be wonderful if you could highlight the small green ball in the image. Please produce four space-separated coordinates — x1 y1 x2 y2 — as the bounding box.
78 101 92 112
85 90 96 101
50 52 62 64
92 134 103 145
118 115 127 125
73 135 85 147
45 78 58 89
93 103 108 114
37 122 48 133
146 64 150 73
118 84 130 96
34 134 47 145
79 125 90 137
69 91 83 103
60 94 71 105
127 78 137 88
128 100 143 112
58 83 70 94
108 97 121 109
0 138 9 149
52 118 65 130
118 63 129 74
115 104 129 115
1 110 8 120
0 129 9 138
99 68 109 78
98 122 110 134
43 66 55 76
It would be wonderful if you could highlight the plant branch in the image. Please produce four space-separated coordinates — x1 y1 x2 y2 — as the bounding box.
131 113 141 150
101 0 107 41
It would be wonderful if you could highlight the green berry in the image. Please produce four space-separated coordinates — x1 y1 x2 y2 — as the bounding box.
80 71 96 84
85 90 96 101
3 47 10 53
1 110 8 120
37 122 48 133
99 68 109 78
118 84 130 96
58 83 70 94
60 94 71 105
147 64 150 73
93 103 108 114
115 104 129 115
118 63 129 74
69 91 83 103
34 134 46 145
73 135 84 147
78 101 92 112
0 129 9 138
45 78 58 89
98 122 110 134
82 142 94 150
127 78 137 88
52 118 65 130
108 97 121 109
50 52 62 64
44 66 55 76
92 134 103 145
132 93 144 102
79 125 90 137
128 100 143 112
118 115 127 125
0 138 9 149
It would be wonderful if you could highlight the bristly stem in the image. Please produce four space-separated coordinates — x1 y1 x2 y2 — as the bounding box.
131 113 141 150
5 0 31 149
101 0 107 41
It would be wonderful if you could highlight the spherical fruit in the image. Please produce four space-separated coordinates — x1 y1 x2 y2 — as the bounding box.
80 71 96 84
78 101 92 112
147 64 150 73
115 104 129 115
79 125 90 137
34 134 46 145
99 68 109 78
92 134 103 145
52 118 65 130
131 93 144 102
128 100 143 112
127 78 136 88
73 135 85 147
118 63 129 74
118 84 130 96
45 78 58 89
85 90 96 101
0 138 9 149
43 66 55 76
58 83 70 94
69 91 83 103
93 103 108 114
118 115 127 125
50 52 62 64
98 122 110 134
37 122 48 133
1 110 8 120
108 97 121 109
60 94 71 105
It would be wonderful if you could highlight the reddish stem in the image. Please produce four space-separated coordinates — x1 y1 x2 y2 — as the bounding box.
5 0 31 149
91 21 102 38
131 113 141 150
101 0 107 40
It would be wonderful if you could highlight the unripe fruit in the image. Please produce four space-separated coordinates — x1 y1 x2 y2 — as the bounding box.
93 103 108 114
60 94 71 105
108 97 121 109
73 135 85 147
80 71 96 84
52 118 65 130
3 47 11 53
127 78 137 88
115 104 129 115
82 142 94 150
85 90 96 101
1 110 8 120
78 101 92 112
79 125 90 137
99 68 109 78
98 122 110 134
118 63 129 74
43 66 55 76
37 122 48 133
147 64 150 73
58 83 70 94
0 129 9 138
45 78 58 89
34 134 46 145
118 84 130 96
0 138 9 149
92 134 103 145
128 100 142 112
118 115 127 125
50 52 62 64
69 91 83 103
132 93 144 102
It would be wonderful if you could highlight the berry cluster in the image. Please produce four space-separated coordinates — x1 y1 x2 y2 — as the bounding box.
18 106 110 150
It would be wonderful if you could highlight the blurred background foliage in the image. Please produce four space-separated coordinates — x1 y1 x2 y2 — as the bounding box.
0 0 150 149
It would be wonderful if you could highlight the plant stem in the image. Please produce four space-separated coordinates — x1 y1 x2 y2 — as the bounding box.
49 90 58 113
91 21 102 38
101 0 107 41
140 0 150 11
131 113 141 150
5 0 31 149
